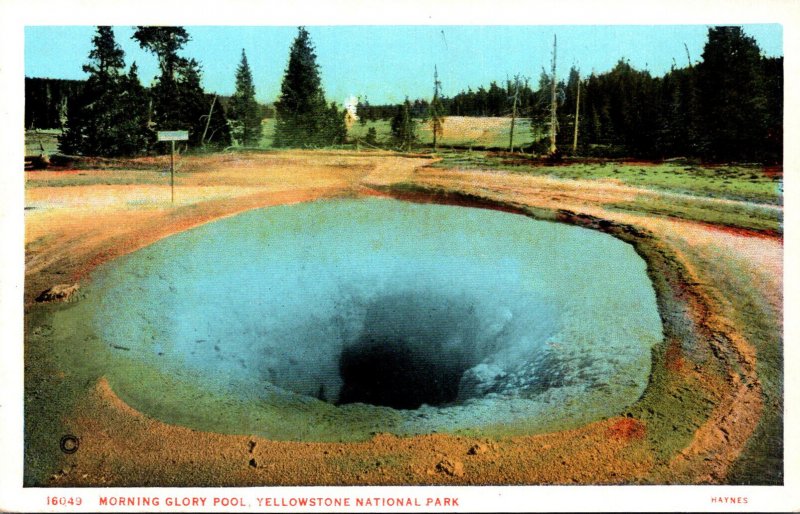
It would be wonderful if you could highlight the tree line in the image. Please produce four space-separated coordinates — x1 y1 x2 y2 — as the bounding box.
25 78 85 130
37 26 781 163
26 77 274 131
362 27 782 163
52 26 342 157
574 29 782 163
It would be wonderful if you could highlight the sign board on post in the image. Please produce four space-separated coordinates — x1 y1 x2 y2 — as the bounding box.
157 131 189 142
157 131 189 204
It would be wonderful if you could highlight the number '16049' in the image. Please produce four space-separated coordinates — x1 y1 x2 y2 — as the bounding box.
47 496 83 506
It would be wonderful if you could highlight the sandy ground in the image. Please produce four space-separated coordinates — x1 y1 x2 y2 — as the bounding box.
24 150 782 485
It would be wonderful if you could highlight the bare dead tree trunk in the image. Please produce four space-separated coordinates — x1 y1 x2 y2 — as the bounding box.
549 35 558 156
508 75 520 152
572 72 581 154
201 95 217 146
432 65 442 152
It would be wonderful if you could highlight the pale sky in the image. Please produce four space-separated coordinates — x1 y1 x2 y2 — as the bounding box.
25 25 782 105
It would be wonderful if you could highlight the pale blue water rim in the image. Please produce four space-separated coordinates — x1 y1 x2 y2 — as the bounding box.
52 198 663 441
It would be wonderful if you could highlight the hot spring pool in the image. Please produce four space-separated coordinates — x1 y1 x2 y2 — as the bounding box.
54 198 663 440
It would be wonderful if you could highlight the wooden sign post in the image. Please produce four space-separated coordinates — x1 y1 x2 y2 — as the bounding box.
157 131 189 203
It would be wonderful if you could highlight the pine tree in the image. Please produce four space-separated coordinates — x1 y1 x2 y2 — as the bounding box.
365 126 378 146
117 63 155 153
575 60 660 157
86 26 124 78
654 66 700 158
133 26 189 131
59 26 150 156
134 26 187 139
390 98 416 151
320 101 347 146
176 60 230 149
274 27 342 147
761 56 783 163
132 27 190 82
229 49 263 146
583 73 604 145
133 27 230 149
176 58 212 147
201 94 233 149
486 81 505 116
696 26 770 161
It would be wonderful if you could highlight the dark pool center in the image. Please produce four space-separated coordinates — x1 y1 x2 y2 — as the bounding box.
56 198 663 440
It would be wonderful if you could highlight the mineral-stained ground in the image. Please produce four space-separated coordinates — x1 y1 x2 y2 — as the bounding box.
24 151 782 485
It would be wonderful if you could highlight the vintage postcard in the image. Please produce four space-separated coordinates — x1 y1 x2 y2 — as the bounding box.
1 0 797 511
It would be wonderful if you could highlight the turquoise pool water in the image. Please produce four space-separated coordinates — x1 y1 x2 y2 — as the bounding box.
56 198 663 440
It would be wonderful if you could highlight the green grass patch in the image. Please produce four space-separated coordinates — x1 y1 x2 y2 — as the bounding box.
347 119 393 145
433 152 783 205
25 129 61 156
26 170 169 188
610 196 782 234
258 118 277 148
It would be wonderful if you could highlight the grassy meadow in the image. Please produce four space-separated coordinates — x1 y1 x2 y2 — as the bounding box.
26 116 540 155
252 116 541 150
434 151 782 205
347 116 541 149
24 129 61 156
